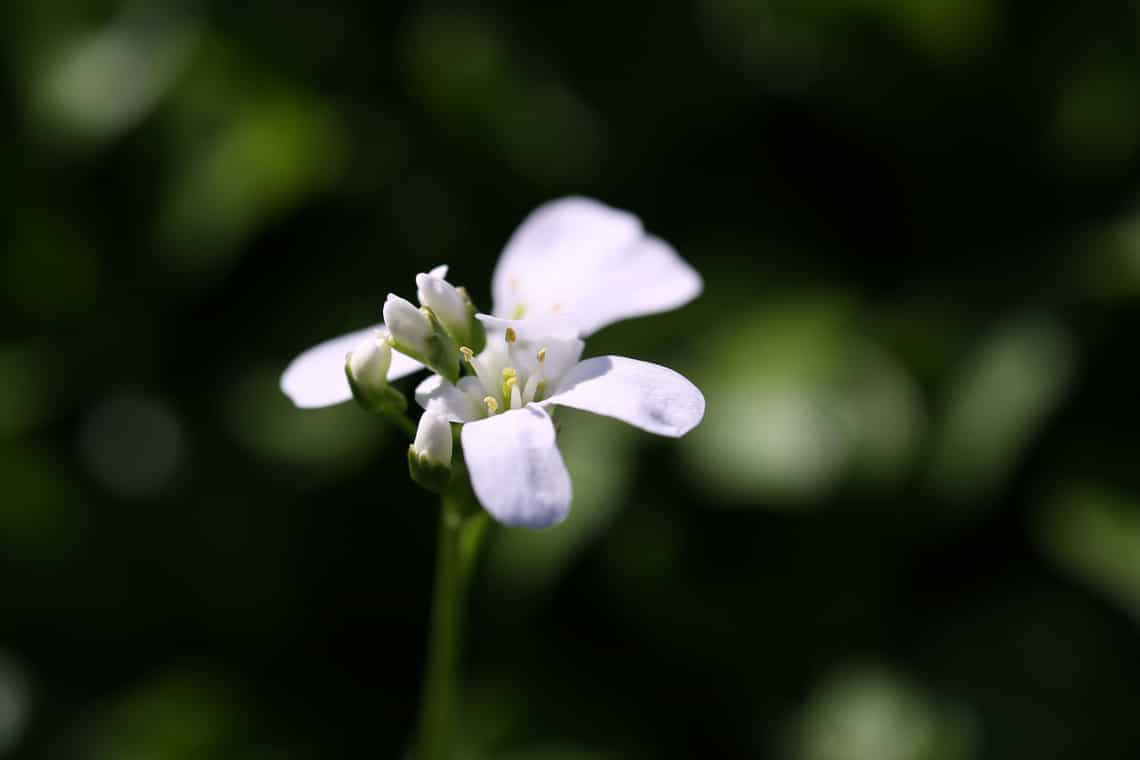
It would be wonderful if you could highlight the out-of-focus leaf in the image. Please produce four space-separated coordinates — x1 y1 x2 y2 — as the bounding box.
0 445 92 573
926 316 1076 505
400 11 604 186
220 364 387 476
31 4 199 144
681 294 924 505
50 669 265 760
1072 216 1140 303
1051 52 1140 171
0 344 58 440
1037 479 1140 624
156 90 345 276
788 664 979 760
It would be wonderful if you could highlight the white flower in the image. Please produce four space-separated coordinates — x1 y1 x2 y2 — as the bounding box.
415 318 704 528
279 196 701 408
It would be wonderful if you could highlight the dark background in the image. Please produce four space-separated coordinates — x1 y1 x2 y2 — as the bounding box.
2 1 1140 758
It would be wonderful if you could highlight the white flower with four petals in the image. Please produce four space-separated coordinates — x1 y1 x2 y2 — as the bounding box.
280 197 706 528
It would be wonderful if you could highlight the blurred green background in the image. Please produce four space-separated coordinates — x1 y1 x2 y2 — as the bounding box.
2 0 1140 758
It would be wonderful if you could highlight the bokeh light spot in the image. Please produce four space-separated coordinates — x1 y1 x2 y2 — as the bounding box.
79 390 184 500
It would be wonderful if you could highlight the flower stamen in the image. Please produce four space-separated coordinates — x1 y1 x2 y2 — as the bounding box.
483 396 499 414
505 327 517 343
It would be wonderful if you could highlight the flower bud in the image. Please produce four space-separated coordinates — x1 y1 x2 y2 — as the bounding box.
383 294 461 383
383 294 434 356
344 332 407 415
408 412 453 493
416 273 465 333
348 332 392 389
413 411 453 465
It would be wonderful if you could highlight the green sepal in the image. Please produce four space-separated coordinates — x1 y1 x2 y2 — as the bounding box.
409 447 452 494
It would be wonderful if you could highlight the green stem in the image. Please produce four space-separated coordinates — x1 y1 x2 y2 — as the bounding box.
415 483 488 760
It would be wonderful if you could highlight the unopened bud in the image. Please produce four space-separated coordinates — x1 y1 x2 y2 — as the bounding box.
415 269 486 353
348 332 391 389
408 412 453 493
383 294 434 355
344 333 406 415
383 293 461 383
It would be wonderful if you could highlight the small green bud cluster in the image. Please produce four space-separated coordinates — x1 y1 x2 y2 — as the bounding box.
383 269 485 384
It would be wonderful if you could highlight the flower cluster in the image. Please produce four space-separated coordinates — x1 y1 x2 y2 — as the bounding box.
281 197 705 528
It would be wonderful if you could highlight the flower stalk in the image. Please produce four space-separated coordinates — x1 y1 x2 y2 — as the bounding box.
415 461 488 760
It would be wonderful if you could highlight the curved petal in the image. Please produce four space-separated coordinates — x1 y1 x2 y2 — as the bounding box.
415 375 486 422
476 313 584 340
491 197 702 336
542 356 705 437
461 405 572 528
280 326 424 409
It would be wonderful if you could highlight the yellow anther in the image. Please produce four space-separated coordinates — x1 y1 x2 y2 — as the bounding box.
505 327 517 343
511 304 527 319
483 396 499 413
536 347 547 363
459 346 474 362
504 376 518 390
501 367 517 380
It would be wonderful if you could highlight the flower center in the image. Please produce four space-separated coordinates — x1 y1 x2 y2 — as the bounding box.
461 329 555 416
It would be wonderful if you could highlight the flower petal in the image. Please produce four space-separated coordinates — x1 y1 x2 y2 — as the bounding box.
281 326 423 408
415 374 486 422
491 197 702 335
542 356 705 437
476 313 584 340
461 405 572 528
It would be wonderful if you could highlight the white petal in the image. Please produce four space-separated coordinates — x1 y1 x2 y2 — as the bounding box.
491 197 702 336
542 356 705 437
461 405 571 528
281 326 423 409
428 264 449 279
415 375 485 422
570 236 702 336
476 313 584 340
